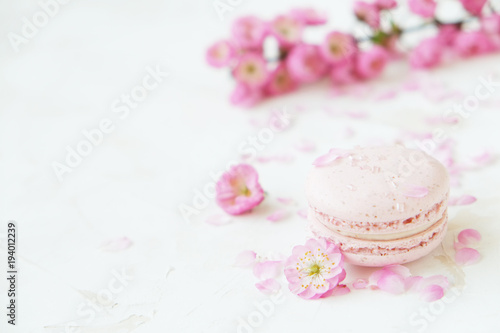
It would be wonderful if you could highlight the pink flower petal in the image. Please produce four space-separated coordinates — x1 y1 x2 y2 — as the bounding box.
402 184 429 198
297 208 308 219
205 213 233 226
253 260 283 280
405 276 424 292
457 229 481 247
294 139 316 153
449 195 477 206
313 148 348 167
352 278 368 289
101 237 133 252
267 210 288 222
384 264 411 278
375 90 397 101
420 284 444 302
233 250 257 267
422 275 449 290
377 271 406 294
255 278 281 294
327 284 351 297
277 197 295 205
455 247 481 265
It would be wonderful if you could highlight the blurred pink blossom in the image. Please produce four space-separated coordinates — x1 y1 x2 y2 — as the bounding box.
321 31 357 64
453 31 493 57
231 16 267 50
233 53 269 88
409 0 437 18
264 64 297 96
375 0 397 10
286 44 328 83
459 0 487 15
206 40 235 68
354 1 380 28
289 8 327 26
355 46 388 79
230 83 263 107
270 15 303 47
410 37 442 69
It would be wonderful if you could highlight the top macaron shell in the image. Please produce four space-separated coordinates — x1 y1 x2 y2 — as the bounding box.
306 146 449 226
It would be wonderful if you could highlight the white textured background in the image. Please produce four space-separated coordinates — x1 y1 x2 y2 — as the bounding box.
1 0 500 332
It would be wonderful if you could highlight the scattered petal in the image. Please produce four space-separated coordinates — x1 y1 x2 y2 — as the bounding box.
352 278 368 289
101 237 133 252
313 148 349 167
405 276 424 292
457 229 481 247
255 279 281 294
377 271 406 294
267 210 289 222
277 197 295 205
420 284 444 302
297 208 308 219
455 247 481 266
205 213 233 226
327 284 351 297
375 90 397 101
233 250 257 267
402 184 429 198
294 139 316 152
253 261 283 280
448 195 477 206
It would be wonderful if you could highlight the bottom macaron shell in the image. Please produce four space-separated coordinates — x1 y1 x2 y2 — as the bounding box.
310 214 448 267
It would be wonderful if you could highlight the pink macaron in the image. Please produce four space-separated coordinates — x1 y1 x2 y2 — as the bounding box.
306 146 449 267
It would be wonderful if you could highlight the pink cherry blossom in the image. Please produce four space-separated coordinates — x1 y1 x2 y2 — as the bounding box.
355 46 388 79
284 238 347 300
233 53 269 88
330 61 358 84
420 284 444 302
231 16 267 50
289 8 327 26
206 40 235 68
453 31 493 57
286 44 328 83
321 32 357 64
410 37 443 69
459 0 487 15
230 83 263 107
482 14 500 35
215 164 265 215
270 15 303 47
354 1 380 28
409 0 437 18
264 64 297 96
375 0 397 10
437 24 460 46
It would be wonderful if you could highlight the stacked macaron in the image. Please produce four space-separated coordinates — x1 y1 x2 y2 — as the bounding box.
306 146 449 267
